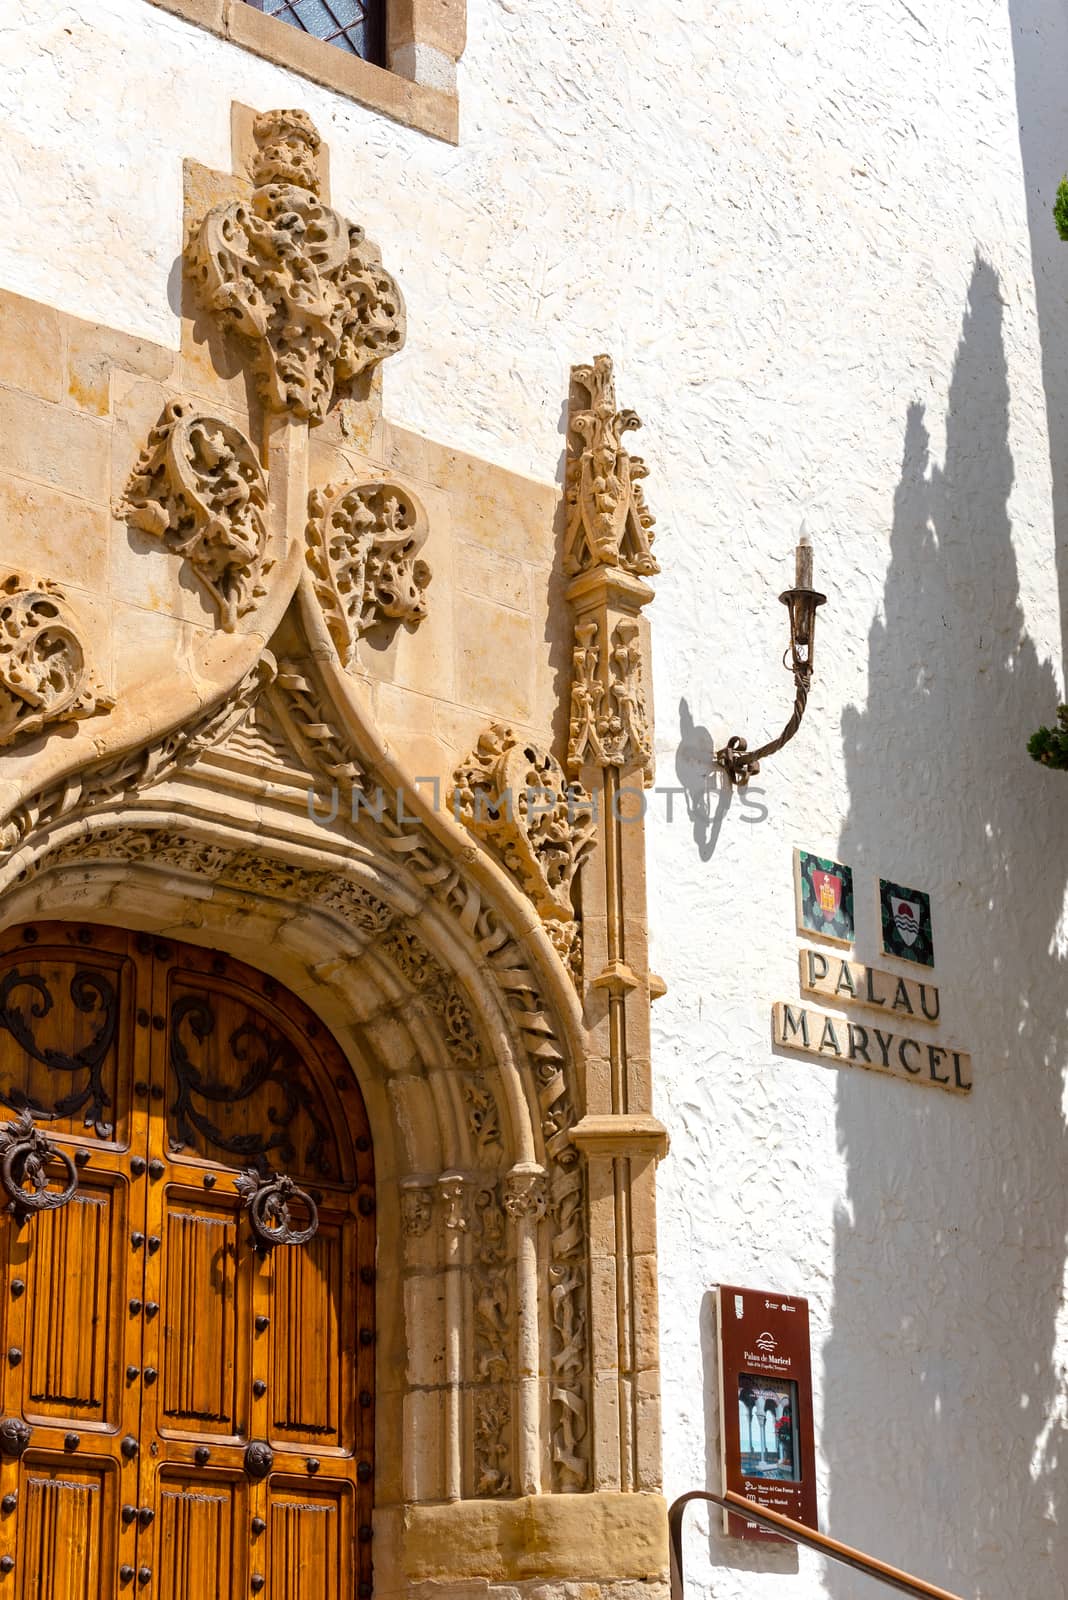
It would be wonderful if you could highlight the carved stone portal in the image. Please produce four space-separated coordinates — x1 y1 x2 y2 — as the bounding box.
306 480 431 666
120 401 271 631
189 108 405 425
453 724 595 925
0 574 112 749
564 353 659 578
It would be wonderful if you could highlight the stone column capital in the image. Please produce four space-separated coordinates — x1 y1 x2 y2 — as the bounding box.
400 1176 435 1237
502 1162 548 1222
437 1169 473 1231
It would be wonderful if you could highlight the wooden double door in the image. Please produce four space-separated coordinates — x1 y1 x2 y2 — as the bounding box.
0 923 374 1599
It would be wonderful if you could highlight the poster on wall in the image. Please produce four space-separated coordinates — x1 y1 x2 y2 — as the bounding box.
716 1285 819 1542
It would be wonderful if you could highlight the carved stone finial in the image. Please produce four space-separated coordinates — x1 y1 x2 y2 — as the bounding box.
0 574 113 748
189 109 405 425
502 1164 548 1222
120 402 270 631
453 725 595 924
251 108 321 193
307 481 431 667
400 1180 434 1237
563 354 658 578
568 616 653 783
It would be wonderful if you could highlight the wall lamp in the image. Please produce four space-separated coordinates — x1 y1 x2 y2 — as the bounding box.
714 532 827 786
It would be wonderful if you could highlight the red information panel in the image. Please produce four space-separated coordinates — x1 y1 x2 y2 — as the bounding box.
716 1285 818 1542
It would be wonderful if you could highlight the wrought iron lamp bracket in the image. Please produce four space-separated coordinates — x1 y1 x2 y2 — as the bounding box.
713 550 827 786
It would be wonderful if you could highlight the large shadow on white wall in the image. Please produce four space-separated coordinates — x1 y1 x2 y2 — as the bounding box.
825 259 1068 1597
1009 1 1068 658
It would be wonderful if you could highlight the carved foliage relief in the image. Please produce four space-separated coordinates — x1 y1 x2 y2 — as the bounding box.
189 109 405 424
473 1182 512 1496
0 574 112 749
120 401 271 630
307 480 431 666
453 725 595 925
568 616 653 783
563 353 658 578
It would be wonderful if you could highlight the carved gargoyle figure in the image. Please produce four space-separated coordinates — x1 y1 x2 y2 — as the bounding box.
453 724 595 926
189 108 406 425
0 573 112 748
121 400 271 631
563 353 659 577
307 480 431 666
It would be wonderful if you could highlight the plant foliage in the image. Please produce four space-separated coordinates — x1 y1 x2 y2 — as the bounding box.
1029 706 1068 769
1055 177 1068 243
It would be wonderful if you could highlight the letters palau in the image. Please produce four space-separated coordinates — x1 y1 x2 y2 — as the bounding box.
798 948 939 1024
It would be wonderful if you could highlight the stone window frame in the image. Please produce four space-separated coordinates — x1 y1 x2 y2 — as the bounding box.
146 0 463 143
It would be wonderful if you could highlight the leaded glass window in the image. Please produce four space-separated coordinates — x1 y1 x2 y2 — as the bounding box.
241 0 386 66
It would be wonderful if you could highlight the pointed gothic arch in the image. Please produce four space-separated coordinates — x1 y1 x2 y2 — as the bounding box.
0 576 593 1513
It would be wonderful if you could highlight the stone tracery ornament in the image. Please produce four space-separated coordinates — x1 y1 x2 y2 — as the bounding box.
568 616 653 783
189 108 405 424
120 401 271 630
453 724 595 925
307 480 431 666
0 574 112 749
563 353 659 577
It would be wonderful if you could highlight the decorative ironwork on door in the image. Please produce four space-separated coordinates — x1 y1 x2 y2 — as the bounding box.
0 922 375 1599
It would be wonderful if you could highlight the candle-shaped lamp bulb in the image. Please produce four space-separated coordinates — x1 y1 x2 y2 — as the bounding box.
796 530 814 590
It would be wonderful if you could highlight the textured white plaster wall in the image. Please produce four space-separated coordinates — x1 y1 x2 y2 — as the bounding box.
5 0 1068 1596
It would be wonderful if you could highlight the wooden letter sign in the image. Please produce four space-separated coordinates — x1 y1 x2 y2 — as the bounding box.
716 1285 818 1542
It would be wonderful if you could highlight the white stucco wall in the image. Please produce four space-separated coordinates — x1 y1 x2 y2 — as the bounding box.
5 0 1068 1595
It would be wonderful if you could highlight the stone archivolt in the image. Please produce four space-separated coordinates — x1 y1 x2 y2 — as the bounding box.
0 631 593 1499
189 109 405 425
120 400 271 631
453 723 595 939
0 574 112 749
307 479 431 667
563 354 658 579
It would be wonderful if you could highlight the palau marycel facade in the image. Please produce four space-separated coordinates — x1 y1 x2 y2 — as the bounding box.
0 1 1066 1597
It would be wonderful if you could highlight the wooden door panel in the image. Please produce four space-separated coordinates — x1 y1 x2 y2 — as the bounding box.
20 1180 127 1428
0 924 374 1598
150 1471 247 1600
0 940 134 1148
14 1458 116 1600
267 1482 350 1600
165 973 345 1186
268 1219 349 1449
151 1194 248 1442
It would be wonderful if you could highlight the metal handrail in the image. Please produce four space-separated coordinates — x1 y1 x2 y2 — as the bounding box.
669 1489 968 1600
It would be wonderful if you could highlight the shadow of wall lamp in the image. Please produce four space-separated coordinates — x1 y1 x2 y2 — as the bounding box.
714 532 827 786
